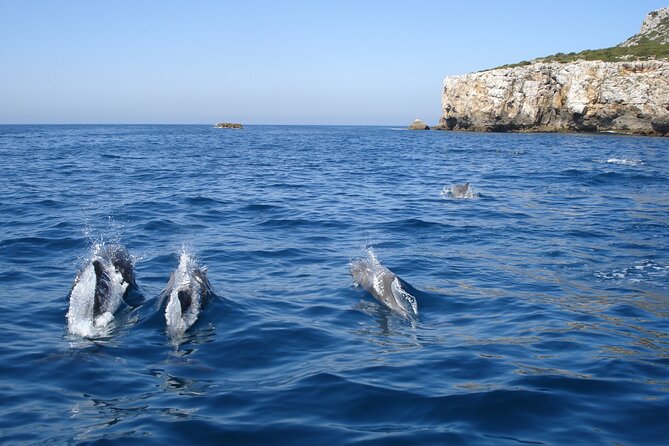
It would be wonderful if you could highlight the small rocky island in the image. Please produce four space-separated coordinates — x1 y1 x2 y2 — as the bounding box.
214 122 243 129
409 119 430 130
434 7 669 136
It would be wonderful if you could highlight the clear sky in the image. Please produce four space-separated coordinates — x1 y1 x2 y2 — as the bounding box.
1 0 667 125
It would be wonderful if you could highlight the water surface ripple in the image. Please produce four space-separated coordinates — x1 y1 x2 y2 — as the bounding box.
1 125 668 445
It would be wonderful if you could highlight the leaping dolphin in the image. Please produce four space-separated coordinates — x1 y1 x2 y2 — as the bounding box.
349 248 418 319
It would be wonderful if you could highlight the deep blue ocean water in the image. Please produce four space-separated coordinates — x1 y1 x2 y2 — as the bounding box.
1 125 668 445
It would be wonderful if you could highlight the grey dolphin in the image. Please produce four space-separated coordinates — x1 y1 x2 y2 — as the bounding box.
67 244 136 336
450 182 471 198
91 245 136 317
161 252 213 335
167 269 212 314
91 259 110 318
106 245 136 290
349 249 418 319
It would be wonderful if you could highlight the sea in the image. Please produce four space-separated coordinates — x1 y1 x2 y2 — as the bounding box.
0 124 668 445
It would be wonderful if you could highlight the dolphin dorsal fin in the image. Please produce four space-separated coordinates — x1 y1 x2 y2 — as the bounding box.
92 260 110 317
177 289 192 314
92 260 103 280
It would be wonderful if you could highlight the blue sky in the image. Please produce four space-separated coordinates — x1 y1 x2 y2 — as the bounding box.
1 1 666 125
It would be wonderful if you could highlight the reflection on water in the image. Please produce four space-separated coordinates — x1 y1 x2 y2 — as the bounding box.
69 392 197 443
150 368 213 397
352 300 420 349
168 322 217 350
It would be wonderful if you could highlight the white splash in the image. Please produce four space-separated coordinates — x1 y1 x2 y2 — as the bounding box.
366 247 386 297
595 260 669 288
603 158 644 166
66 244 128 338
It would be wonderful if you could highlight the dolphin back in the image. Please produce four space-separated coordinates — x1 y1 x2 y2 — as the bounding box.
163 252 214 336
192 268 213 307
106 245 136 288
92 259 111 317
67 243 135 337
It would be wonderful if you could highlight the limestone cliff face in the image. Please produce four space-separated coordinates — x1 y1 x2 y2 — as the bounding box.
437 60 669 135
436 7 669 136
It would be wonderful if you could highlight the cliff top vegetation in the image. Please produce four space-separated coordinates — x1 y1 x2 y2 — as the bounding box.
493 6 669 69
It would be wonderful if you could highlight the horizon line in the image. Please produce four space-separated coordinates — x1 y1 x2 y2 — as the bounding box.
0 123 421 127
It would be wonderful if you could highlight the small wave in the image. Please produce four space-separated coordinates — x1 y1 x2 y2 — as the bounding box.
381 218 450 231
248 247 309 259
494 148 526 156
595 260 669 288
142 219 181 231
588 171 655 185
257 217 351 229
0 236 81 251
240 203 282 212
184 195 228 206
267 182 307 189
258 218 311 228
561 168 587 177
601 157 644 167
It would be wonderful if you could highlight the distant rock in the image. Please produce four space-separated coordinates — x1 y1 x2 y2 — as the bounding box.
214 122 243 129
409 119 430 130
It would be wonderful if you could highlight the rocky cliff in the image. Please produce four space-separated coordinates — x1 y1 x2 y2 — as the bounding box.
620 6 669 47
436 7 669 136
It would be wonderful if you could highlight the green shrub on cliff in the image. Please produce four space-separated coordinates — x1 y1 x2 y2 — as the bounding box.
494 41 669 69
492 7 669 69
540 40 669 63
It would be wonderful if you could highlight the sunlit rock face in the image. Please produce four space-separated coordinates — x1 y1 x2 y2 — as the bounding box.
435 7 669 136
409 119 430 130
436 60 669 136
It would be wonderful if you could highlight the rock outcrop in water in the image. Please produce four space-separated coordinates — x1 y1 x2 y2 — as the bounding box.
409 119 430 130
435 7 669 136
214 122 243 129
